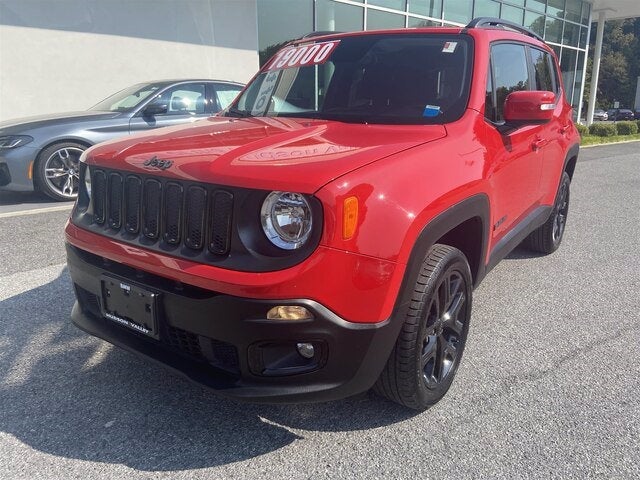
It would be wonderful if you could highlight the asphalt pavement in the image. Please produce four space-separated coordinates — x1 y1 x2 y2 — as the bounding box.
0 142 639 479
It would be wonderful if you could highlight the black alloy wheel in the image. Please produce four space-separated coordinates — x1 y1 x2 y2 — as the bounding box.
375 244 472 411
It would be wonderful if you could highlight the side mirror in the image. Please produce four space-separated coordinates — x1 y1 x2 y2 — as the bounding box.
503 90 556 127
143 102 168 116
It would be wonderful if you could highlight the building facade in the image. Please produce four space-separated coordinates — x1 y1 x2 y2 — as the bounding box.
258 0 592 120
0 0 606 122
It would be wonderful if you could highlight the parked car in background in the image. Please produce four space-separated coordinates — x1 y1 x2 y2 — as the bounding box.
634 109 640 120
606 108 635 121
0 79 244 200
593 109 608 121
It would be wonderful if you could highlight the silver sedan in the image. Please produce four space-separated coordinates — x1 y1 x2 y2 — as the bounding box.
0 79 243 201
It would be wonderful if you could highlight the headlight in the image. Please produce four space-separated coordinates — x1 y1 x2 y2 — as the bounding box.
0 135 33 149
261 191 313 250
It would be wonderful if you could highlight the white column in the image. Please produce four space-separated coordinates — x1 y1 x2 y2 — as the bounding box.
575 9 592 124
586 10 606 126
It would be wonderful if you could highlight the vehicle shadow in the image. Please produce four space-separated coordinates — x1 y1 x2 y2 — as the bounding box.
503 245 546 260
0 191 53 206
0 269 414 472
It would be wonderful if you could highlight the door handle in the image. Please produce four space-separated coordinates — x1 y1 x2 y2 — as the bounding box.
532 137 548 151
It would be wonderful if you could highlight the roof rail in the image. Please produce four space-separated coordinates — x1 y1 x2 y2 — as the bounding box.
300 31 342 40
465 17 544 42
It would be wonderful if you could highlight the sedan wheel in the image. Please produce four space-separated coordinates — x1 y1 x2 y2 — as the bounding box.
35 142 86 201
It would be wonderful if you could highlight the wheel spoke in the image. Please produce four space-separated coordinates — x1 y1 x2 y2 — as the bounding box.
421 333 438 367
62 175 74 195
45 167 67 179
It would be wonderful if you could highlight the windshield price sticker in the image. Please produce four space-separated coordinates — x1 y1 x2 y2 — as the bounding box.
266 40 340 71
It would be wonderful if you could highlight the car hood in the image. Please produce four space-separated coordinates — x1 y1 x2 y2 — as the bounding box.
87 116 446 193
0 111 122 132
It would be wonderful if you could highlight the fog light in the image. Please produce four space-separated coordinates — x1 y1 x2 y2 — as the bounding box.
267 305 313 321
296 342 315 359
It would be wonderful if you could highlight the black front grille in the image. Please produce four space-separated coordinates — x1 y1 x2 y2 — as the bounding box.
89 169 234 256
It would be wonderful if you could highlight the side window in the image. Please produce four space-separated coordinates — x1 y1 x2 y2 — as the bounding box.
213 83 243 111
530 48 556 93
485 63 495 122
152 83 207 115
490 43 530 122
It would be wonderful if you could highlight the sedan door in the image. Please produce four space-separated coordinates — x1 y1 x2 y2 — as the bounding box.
129 82 210 133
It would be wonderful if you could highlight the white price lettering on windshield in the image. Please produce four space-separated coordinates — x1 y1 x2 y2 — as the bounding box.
266 41 340 71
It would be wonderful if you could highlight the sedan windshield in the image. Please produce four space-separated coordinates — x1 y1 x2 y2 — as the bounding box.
89 83 165 112
229 34 472 124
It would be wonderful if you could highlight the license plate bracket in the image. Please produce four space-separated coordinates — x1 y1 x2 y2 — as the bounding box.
100 275 159 340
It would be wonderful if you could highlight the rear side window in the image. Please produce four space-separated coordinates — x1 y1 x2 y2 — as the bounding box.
488 43 529 122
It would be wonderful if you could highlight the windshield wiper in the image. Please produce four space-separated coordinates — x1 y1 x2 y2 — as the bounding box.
224 107 253 118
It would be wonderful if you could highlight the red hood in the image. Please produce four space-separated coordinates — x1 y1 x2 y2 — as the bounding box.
87 117 446 193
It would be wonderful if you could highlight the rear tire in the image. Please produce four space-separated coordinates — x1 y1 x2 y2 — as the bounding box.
524 171 571 254
374 244 472 411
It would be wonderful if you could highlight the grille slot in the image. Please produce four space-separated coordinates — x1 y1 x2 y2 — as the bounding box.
185 186 207 250
143 179 162 239
163 183 183 245
88 169 235 261
209 191 233 255
124 176 142 233
93 170 107 224
107 173 123 229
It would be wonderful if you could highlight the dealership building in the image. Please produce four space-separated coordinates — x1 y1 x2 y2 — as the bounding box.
0 0 638 123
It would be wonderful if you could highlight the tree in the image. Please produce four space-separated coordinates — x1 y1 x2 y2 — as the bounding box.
584 18 640 109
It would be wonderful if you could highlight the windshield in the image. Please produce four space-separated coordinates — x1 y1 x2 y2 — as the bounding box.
89 83 165 112
229 34 472 124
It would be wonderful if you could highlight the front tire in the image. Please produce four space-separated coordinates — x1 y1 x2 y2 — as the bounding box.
34 142 87 201
375 244 472 411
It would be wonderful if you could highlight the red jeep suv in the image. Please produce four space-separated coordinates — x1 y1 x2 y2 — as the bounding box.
66 18 579 410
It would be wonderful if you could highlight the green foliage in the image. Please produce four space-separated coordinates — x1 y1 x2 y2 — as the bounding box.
615 121 638 135
588 123 617 137
575 123 589 136
586 18 640 110
637 120 640 132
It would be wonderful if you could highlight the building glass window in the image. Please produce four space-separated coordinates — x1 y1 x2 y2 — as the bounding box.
581 2 591 24
573 50 585 109
563 21 580 45
317 0 364 32
525 0 546 13
501 5 524 25
547 0 565 18
367 8 405 29
443 0 472 24
560 47 577 103
368 0 407 10
565 0 582 23
578 26 588 49
257 0 313 65
525 11 546 37
508 0 525 6
407 0 442 18
407 17 440 27
545 16 563 43
474 0 500 19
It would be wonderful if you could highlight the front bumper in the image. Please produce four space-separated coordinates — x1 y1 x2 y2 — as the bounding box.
67 244 404 403
0 145 38 191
